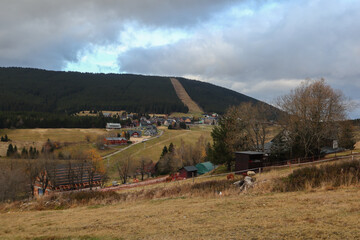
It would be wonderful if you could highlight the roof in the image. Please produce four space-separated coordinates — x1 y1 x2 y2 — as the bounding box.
196 162 215 175
105 137 127 141
234 151 265 155
182 166 198 172
47 163 102 187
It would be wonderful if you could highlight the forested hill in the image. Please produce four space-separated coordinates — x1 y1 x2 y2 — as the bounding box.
0 67 264 114
0 68 187 114
177 77 258 114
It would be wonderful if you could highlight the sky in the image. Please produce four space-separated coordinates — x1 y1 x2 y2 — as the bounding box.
1 0 360 118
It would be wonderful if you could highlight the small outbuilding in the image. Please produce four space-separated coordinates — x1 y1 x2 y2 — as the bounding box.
195 162 215 175
106 123 121 129
104 137 128 145
179 166 198 178
234 151 264 172
128 130 142 138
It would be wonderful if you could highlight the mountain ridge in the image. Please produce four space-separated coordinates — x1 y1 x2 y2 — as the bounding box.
0 67 266 115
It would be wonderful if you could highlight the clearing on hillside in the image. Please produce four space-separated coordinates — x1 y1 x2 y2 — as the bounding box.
170 78 204 114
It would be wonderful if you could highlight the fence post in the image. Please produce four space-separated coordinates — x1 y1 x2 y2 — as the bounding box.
192 172 194 183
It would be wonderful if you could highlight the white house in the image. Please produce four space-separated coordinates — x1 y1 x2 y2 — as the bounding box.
106 123 121 129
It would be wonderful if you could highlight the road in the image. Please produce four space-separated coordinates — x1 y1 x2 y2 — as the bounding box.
103 130 164 159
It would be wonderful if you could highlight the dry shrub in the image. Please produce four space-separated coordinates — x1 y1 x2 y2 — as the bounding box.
13 179 240 211
273 160 360 192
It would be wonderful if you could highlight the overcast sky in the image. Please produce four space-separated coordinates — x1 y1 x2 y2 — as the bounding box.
1 0 359 118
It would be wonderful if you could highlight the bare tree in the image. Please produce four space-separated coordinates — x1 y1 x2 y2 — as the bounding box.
138 157 152 181
276 79 350 158
116 155 132 184
25 159 41 198
85 149 105 190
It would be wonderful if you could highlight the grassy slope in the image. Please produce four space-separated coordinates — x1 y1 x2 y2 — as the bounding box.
170 78 203 114
0 126 214 177
1 163 360 239
107 125 213 178
0 128 108 157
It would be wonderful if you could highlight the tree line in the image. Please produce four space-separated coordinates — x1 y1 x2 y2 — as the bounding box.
0 111 131 128
0 149 107 202
208 79 356 170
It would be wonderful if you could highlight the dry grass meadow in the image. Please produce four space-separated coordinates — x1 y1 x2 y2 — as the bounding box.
1 158 360 239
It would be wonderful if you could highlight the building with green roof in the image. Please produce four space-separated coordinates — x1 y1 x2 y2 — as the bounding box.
195 162 215 175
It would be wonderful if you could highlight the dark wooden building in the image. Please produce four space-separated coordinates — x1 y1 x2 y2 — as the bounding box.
34 163 102 197
235 151 265 172
179 166 198 178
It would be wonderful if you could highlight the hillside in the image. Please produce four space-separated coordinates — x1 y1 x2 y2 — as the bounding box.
177 77 258 114
0 67 187 114
0 67 265 114
1 158 360 239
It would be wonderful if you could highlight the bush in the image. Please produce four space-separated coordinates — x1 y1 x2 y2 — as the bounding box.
274 160 360 192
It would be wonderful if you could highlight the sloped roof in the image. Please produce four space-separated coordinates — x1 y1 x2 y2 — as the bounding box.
234 151 265 155
196 162 215 174
105 137 127 141
47 163 102 187
182 166 198 172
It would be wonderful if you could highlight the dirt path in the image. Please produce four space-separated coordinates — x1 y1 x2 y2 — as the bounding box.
100 176 168 192
170 78 203 113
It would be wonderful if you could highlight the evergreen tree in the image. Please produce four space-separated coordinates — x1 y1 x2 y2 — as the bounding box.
160 146 168 158
168 143 174 153
209 119 234 171
6 144 14 157
21 147 28 158
339 122 356 150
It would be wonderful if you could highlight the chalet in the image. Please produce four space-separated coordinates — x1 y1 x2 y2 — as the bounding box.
128 130 142 138
196 162 215 175
34 163 102 197
106 123 121 129
104 137 128 145
179 166 198 178
143 125 158 136
234 151 264 173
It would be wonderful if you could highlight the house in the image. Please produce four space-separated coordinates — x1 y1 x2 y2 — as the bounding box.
185 118 192 124
34 163 102 197
106 123 121 129
195 162 215 175
179 166 198 178
128 130 142 138
235 151 265 172
143 125 158 136
104 137 128 145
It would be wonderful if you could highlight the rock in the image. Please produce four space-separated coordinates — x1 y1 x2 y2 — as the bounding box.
238 176 255 192
247 171 256 176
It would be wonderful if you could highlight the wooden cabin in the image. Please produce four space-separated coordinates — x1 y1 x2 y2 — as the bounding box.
234 151 265 173
34 163 102 197
179 166 198 178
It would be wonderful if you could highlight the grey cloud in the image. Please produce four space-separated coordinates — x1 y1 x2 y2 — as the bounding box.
0 0 240 69
117 0 360 117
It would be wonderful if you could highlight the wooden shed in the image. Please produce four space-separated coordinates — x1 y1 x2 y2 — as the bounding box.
179 166 198 178
234 151 264 172
34 163 102 197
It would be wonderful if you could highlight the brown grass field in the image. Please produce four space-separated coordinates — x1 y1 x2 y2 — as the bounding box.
0 128 108 157
1 159 360 239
